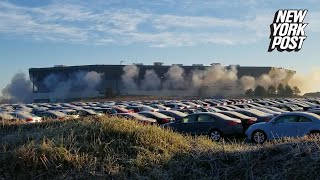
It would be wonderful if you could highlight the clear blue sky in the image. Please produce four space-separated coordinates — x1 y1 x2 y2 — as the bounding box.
0 0 319 92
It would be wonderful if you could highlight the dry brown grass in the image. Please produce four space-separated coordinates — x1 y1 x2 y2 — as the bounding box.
1 117 320 179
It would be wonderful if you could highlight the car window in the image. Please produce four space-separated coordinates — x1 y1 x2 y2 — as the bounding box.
197 115 213 122
299 116 312 122
182 114 197 123
275 115 299 123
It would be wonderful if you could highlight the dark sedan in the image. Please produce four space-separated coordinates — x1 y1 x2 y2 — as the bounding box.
235 109 274 123
158 110 188 122
138 111 174 124
163 112 243 141
219 111 257 131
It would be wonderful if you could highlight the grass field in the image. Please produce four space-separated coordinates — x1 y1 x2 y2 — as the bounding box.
1 117 320 179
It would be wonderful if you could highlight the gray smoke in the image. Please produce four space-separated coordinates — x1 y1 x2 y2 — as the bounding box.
240 76 256 90
190 65 240 96
194 65 238 87
1 72 33 103
121 64 242 96
256 74 273 89
43 71 103 99
121 65 139 90
163 65 187 90
141 69 161 90
241 68 291 90
289 68 320 94
120 64 313 97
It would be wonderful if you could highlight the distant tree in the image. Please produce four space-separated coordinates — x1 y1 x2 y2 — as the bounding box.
267 85 276 96
254 85 266 97
277 83 285 96
245 89 254 97
284 85 294 97
293 86 301 96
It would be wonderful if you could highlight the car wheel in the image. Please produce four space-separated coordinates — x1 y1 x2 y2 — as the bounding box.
252 130 266 144
210 130 222 142
308 131 320 138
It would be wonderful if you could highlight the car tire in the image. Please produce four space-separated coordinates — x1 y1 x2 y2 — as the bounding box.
252 130 266 144
308 131 320 138
209 129 222 142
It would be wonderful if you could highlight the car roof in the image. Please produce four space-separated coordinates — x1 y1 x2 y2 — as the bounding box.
279 112 320 119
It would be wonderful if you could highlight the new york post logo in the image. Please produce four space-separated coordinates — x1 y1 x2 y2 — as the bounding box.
268 9 308 52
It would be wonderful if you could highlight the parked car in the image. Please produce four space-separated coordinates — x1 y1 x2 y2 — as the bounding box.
150 104 171 110
263 106 289 113
163 112 243 141
138 111 174 124
0 112 17 121
215 106 235 111
252 107 281 116
274 104 303 112
58 109 80 119
177 109 200 114
112 106 134 113
116 113 157 125
235 109 274 122
75 109 102 117
34 110 69 120
181 102 201 108
158 110 188 122
246 112 320 144
219 111 257 131
164 103 191 109
9 111 42 123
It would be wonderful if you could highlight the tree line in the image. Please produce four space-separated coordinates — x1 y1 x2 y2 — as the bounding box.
245 83 301 97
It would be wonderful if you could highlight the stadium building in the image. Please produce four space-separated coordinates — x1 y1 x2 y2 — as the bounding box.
29 63 296 102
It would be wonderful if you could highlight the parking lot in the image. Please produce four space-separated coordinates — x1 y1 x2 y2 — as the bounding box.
1 98 320 143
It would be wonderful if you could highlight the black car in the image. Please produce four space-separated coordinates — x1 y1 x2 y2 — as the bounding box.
138 111 174 124
177 109 199 114
158 110 188 122
235 109 274 122
219 111 257 131
163 112 243 141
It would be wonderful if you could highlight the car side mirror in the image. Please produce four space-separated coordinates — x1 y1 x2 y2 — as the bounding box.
271 121 276 125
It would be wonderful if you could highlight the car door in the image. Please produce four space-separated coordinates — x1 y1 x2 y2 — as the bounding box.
295 116 313 137
270 115 298 139
194 114 216 135
174 114 198 134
